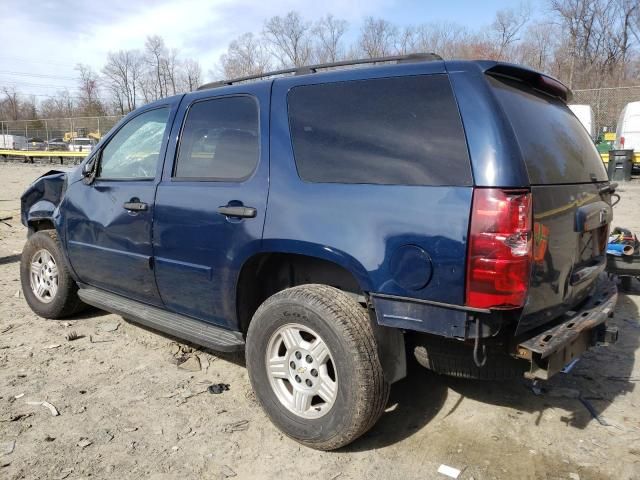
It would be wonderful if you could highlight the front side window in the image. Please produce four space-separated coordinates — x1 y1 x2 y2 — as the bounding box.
174 96 259 180
99 107 170 179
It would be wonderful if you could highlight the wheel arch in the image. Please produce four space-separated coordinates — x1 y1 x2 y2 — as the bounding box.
235 246 370 334
24 200 57 234
236 245 407 384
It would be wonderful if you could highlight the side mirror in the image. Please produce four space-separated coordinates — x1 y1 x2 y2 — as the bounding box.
81 154 98 184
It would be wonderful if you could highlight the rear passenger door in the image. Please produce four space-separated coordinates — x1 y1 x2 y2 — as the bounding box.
153 84 270 328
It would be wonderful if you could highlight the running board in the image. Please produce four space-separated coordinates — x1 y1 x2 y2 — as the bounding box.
77 288 245 352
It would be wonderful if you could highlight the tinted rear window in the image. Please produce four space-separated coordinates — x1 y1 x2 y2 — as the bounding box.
287 75 472 186
489 76 607 184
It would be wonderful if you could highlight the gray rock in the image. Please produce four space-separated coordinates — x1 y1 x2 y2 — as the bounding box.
98 322 119 332
77 438 92 448
2 440 15 456
178 355 201 372
220 465 237 478
96 429 114 444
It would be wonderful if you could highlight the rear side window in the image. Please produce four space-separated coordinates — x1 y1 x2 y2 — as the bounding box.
175 96 259 180
287 75 472 186
489 76 608 184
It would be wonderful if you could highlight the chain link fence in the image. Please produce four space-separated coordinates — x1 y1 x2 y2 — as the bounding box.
0 115 124 146
573 85 640 137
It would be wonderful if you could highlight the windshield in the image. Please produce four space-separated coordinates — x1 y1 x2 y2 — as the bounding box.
489 76 608 185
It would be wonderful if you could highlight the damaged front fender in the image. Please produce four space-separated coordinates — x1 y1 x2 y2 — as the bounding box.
20 170 69 230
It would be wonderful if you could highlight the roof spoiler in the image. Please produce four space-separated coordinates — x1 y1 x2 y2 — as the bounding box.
481 62 573 102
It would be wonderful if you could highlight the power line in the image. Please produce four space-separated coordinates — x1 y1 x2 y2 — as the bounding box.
0 79 76 89
0 56 78 68
0 70 77 80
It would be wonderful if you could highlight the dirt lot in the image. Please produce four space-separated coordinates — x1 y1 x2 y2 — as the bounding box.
1 163 639 480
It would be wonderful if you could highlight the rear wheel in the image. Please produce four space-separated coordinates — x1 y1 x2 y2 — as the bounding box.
246 284 389 450
20 230 85 319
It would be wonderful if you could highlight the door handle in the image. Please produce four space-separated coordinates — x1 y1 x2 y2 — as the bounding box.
217 205 257 218
123 200 148 211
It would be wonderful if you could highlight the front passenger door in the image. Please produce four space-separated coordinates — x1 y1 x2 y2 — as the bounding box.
65 103 176 305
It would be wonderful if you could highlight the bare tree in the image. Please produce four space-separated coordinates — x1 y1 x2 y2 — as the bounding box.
550 0 639 88
516 21 558 71
1 87 20 120
20 95 37 120
220 32 272 78
313 15 349 62
182 58 202 91
40 90 75 118
3 4 640 122
75 64 104 115
414 22 470 59
102 49 143 114
263 11 313 67
358 17 398 58
145 35 168 98
396 26 419 55
631 0 640 43
137 73 157 104
612 0 638 81
550 0 603 87
162 48 180 96
491 3 531 60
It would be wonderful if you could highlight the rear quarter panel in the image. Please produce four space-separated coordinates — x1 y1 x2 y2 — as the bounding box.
265 64 472 306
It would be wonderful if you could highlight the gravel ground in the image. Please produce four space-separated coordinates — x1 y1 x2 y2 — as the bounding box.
1 163 639 480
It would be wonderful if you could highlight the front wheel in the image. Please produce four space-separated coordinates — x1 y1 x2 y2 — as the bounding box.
20 230 85 318
245 284 389 450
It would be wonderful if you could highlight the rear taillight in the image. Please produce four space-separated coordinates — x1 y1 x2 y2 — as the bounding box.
466 188 532 309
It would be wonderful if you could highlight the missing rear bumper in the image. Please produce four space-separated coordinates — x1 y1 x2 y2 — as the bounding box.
515 274 618 380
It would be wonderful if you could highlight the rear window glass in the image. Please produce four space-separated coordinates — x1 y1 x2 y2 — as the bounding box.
489 76 607 184
287 75 472 186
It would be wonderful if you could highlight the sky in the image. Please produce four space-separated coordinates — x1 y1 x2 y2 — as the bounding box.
0 0 529 99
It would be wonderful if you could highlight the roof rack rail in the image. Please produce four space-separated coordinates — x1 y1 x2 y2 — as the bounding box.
198 52 442 91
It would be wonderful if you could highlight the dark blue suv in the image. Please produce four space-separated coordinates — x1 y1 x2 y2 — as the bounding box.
20 54 618 450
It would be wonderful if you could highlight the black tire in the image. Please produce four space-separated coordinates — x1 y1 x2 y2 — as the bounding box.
620 276 633 292
413 336 527 381
245 284 390 451
20 230 85 319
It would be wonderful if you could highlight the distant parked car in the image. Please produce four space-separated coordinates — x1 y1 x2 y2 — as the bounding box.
46 138 69 152
68 137 96 153
26 137 46 151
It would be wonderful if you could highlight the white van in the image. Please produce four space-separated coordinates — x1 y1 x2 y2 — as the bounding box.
568 104 595 139
616 101 640 152
0 134 27 150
